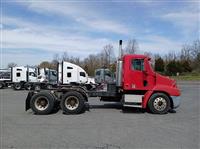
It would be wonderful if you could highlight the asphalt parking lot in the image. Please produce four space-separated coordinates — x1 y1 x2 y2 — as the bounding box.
0 82 199 149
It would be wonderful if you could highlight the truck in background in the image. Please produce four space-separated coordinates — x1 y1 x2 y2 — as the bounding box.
58 61 88 85
0 69 12 89
95 68 115 84
0 62 93 90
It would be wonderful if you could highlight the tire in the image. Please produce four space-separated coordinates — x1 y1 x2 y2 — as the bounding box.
14 83 22 90
148 93 171 114
34 84 41 91
0 82 4 89
61 91 85 114
30 91 55 115
25 83 32 90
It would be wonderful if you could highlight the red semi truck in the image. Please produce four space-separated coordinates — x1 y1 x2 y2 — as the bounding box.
25 40 181 114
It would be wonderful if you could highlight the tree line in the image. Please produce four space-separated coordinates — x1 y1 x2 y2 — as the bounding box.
154 40 200 76
8 39 200 76
38 39 140 76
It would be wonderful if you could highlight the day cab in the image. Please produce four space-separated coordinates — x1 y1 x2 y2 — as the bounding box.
121 54 181 114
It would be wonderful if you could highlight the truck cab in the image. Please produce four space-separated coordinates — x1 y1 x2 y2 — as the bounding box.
58 61 88 84
120 54 181 112
12 66 37 83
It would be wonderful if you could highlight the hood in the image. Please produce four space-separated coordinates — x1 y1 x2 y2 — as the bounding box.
156 73 176 87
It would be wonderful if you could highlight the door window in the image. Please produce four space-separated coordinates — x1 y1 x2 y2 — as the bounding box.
132 59 144 71
29 72 36 77
16 72 21 77
67 72 71 77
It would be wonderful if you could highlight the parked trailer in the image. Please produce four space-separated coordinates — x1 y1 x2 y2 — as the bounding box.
25 40 181 114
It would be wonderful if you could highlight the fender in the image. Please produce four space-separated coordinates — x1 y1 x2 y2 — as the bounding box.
142 90 153 108
25 91 34 111
142 85 181 108
153 85 181 96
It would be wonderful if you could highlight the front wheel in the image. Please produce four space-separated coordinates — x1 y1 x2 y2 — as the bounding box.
60 91 85 114
14 83 22 90
148 93 171 114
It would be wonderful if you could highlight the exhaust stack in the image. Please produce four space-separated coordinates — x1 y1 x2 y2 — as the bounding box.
116 40 123 87
118 40 122 60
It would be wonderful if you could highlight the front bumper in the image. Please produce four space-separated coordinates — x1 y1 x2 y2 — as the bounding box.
171 96 181 109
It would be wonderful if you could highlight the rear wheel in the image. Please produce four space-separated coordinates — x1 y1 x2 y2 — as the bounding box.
61 91 85 114
148 93 170 114
14 83 22 90
30 91 55 115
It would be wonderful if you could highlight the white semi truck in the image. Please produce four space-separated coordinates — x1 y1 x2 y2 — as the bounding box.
58 61 88 84
0 62 91 90
13 62 89 90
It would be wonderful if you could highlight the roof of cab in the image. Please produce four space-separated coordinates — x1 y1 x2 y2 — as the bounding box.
123 54 149 59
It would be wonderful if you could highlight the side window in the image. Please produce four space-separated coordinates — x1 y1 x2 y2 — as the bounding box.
67 72 71 78
105 70 111 77
29 72 36 77
52 71 57 76
80 72 86 77
16 72 21 77
96 70 101 76
67 67 73 69
132 59 144 71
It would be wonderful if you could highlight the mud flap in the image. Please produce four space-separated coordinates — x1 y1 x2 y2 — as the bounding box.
25 91 34 111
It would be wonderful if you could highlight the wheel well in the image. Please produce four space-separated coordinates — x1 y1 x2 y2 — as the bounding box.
152 91 173 108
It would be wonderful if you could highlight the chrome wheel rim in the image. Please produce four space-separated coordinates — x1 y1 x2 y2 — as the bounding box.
153 97 167 111
34 96 49 111
65 96 79 110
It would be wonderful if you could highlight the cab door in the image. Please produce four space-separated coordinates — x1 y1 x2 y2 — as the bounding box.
123 58 146 90
29 72 37 82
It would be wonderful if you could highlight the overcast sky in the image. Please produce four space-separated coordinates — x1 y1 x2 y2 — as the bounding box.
1 0 199 68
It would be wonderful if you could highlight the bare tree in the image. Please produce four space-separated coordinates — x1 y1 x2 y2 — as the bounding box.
180 45 191 61
52 53 60 63
51 53 60 69
191 40 200 59
7 62 17 68
101 44 115 68
83 54 101 76
62 52 69 61
125 39 139 54
38 61 51 68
